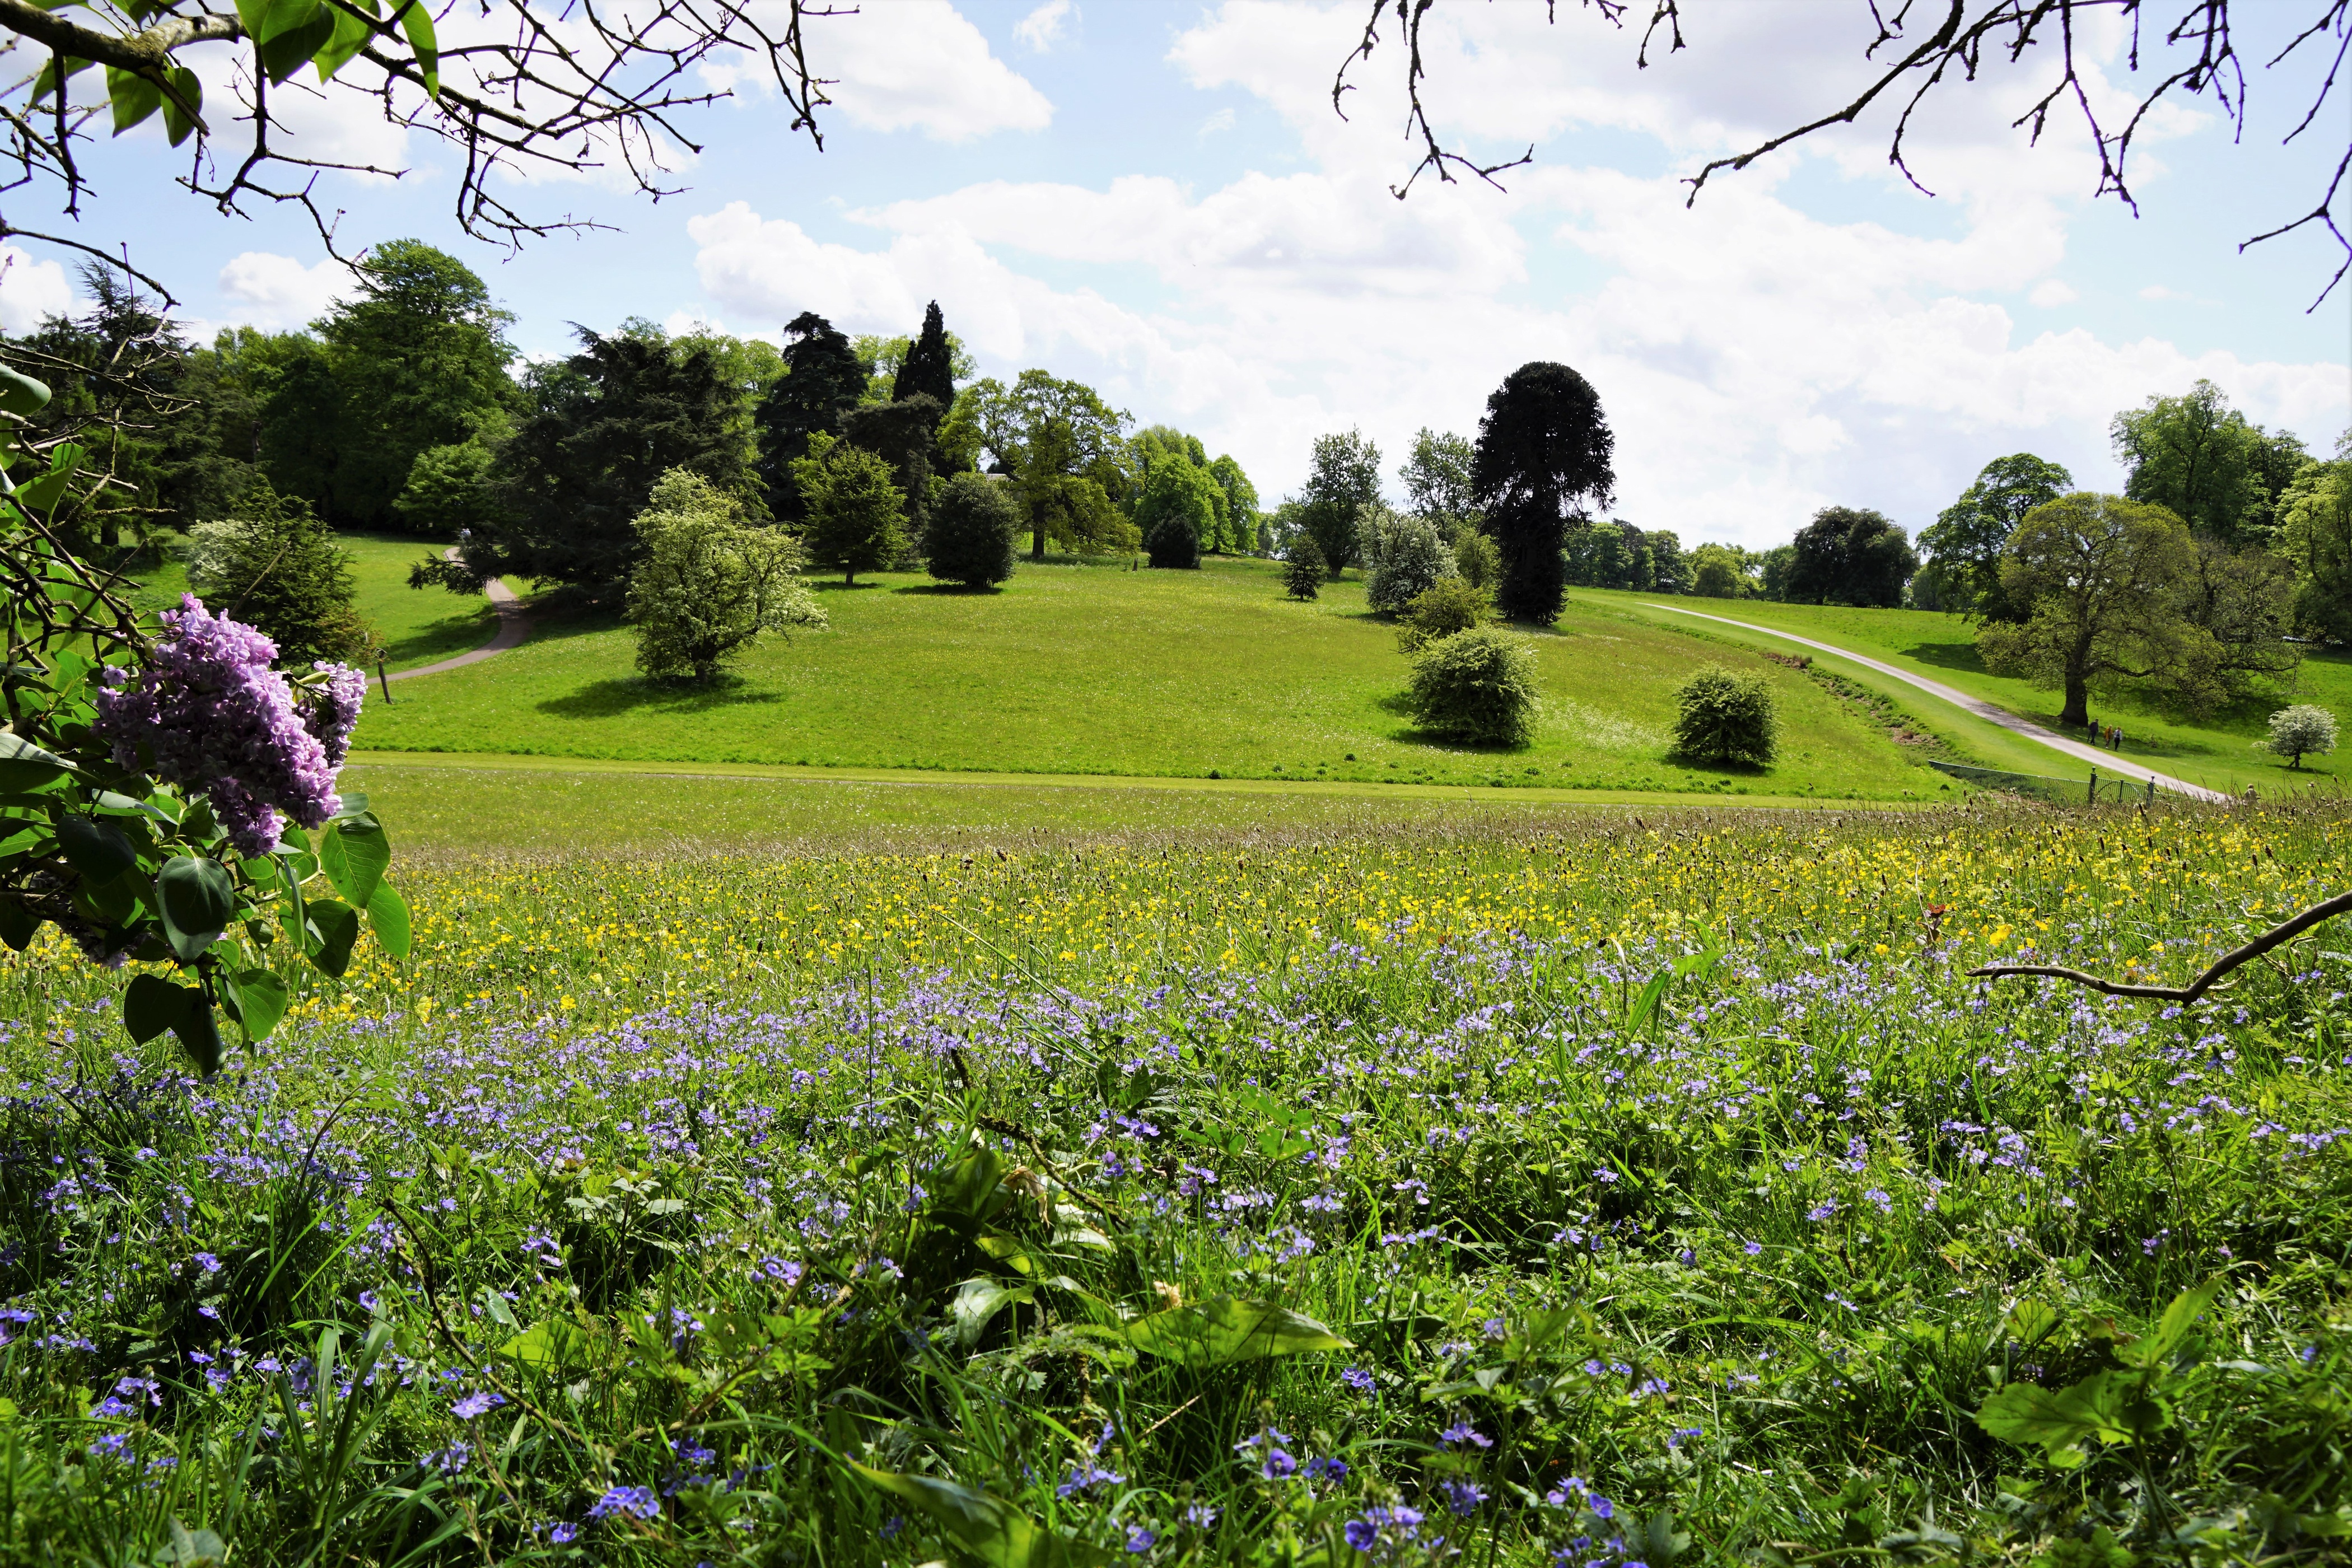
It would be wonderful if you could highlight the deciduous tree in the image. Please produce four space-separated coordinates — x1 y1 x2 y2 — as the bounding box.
627 470 823 682
794 434 906 585
2112 380 2267 544
1917 454 2073 619
924 473 1020 589
1784 507 1917 608
1398 428 1477 539
1298 428 1384 577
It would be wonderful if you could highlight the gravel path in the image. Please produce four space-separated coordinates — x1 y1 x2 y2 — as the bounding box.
386 550 529 682
1644 604 2233 804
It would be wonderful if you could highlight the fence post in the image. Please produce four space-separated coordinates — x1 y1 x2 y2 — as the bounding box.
2145 775 2155 804
2087 767 2097 804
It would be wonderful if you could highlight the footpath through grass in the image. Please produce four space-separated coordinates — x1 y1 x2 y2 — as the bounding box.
2 796 2348 1564
1598 590 2352 797
356 559 1964 802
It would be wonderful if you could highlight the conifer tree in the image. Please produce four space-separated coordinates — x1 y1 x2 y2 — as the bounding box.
893 302 958 413
757 312 868 515
1471 362 1615 626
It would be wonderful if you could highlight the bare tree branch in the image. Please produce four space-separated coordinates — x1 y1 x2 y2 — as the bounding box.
1968 888 2352 1003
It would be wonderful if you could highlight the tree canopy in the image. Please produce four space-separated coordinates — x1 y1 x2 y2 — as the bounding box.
756 313 868 519
1470 361 1615 626
1917 454 2074 619
1298 429 1384 577
1784 507 1917 609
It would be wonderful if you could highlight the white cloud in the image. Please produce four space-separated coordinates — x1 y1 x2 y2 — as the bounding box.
215 252 350 331
0 246 76 333
1199 106 1235 138
2029 279 2080 307
813 1 1052 140
1014 0 1074 53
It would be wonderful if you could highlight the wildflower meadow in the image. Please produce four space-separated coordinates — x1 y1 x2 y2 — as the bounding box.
2 796 2347 1565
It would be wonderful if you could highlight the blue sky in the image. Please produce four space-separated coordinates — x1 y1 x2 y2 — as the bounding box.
3 0 2344 549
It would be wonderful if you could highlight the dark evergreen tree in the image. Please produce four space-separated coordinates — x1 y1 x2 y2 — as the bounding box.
195 478 379 664
925 472 1019 588
1470 361 1616 626
1784 507 1919 607
843 394 943 549
893 301 957 412
1284 535 1327 600
483 329 757 598
755 311 867 517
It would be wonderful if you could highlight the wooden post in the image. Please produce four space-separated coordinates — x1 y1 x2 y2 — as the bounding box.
2087 767 2097 804
377 657 393 704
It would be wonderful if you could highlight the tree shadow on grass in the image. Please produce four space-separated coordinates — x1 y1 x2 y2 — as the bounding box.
893 582 1003 596
1891 637 1987 674
536 675 784 719
811 580 887 593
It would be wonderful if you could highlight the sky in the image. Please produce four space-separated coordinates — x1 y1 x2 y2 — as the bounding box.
2 0 2346 550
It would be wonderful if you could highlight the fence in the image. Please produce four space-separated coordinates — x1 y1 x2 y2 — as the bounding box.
1928 759 2165 805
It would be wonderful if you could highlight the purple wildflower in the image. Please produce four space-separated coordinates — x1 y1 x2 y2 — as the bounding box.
451 1390 505 1420
586 1484 661 1521
1437 1421 1491 1449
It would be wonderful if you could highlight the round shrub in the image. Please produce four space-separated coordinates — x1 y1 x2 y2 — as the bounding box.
1672 664 1777 766
1363 506 1454 613
1404 625 1539 746
1398 576 1486 652
1284 535 1327 600
2258 703 2337 768
925 473 1019 588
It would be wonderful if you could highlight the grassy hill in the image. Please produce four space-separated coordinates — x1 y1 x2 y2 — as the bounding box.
1594 589 2350 796
354 557 1972 801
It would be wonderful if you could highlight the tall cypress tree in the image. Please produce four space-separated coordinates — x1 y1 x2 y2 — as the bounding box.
755 311 867 517
1470 362 1616 626
893 301 956 412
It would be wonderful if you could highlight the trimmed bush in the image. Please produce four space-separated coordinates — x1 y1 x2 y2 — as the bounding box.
1398 577 1486 652
1672 664 1777 766
1404 625 1539 746
1284 535 1326 600
924 473 1020 589
2258 704 2337 768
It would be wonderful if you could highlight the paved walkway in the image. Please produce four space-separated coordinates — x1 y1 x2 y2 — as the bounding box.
386 551 530 682
1643 604 2232 804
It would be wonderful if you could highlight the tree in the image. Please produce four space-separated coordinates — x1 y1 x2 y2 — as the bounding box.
962 371 1132 558
1298 429 1384 577
1471 361 1616 626
1759 544 1798 601
627 470 824 683
185 478 378 665
1284 535 1327 600
2112 380 2267 544
314 240 519 530
1207 455 1263 553
925 474 1021 589
1362 505 1456 614
794 435 906 585
480 328 756 598
1398 577 1486 653
252 335 342 517
2276 444 2351 644
1398 428 1478 540
1646 528 1686 594
1453 530 1500 591
2258 705 2338 769
1404 625 1539 746
1974 493 2202 726
757 313 869 518
1917 454 2074 619
893 302 960 413
1672 666 1778 767
394 441 508 539
1138 460 1219 569
1688 543 1754 599
1784 507 1917 608
843 394 944 556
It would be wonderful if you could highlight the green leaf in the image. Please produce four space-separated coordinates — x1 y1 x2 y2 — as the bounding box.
105 64 162 133
0 899 39 952
306 898 361 977
123 974 193 1044
253 0 337 85
319 816 389 911
155 856 236 964
2117 1279 2220 1370
158 66 203 144
0 732 70 790
366 881 410 959
172 1000 223 1076
13 467 73 513
949 1279 1034 1348
498 1318 587 1370
391 0 437 96
1121 1295 1351 1368
0 365 51 417
56 814 136 881
851 1464 1113 1568
231 968 288 1040
1975 1370 2155 1468
314 0 375 81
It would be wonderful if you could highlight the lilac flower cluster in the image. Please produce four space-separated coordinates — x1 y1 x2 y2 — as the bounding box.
93 595 356 856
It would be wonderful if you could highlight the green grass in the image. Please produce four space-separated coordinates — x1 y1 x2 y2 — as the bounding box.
353 559 1970 802
1597 589 2352 795
121 530 506 671
4 799 2347 1564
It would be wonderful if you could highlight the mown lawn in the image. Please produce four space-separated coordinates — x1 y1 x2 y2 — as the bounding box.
355 559 1971 801
3 796 2346 1564
1595 589 2352 797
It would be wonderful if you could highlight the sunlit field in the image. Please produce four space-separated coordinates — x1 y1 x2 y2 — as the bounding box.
2 798 2347 1564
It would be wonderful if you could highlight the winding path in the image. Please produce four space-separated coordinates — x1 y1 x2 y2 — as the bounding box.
386 550 530 682
1643 604 2232 804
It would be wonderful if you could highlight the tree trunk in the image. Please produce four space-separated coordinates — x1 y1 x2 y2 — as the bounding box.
2061 669 2089 727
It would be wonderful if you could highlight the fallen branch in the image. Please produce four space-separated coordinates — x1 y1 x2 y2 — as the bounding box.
1967 889 2352 1004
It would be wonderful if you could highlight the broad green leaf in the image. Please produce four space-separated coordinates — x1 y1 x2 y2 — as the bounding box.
498 1319 586 1370
0 365 50 417
1975 1370 2150 1467
231 968 289 1040
156 856 236 964
83 866 143 926
366 881 411 959
172 1000 223 1076
57 815 136 881
105 65 162 133
0 732 69 790
306 898 361 977
929 1144 1009 1228
315 0 376 81
2003 1299 2064 1347
2118 1279 2220 1369
13 468 73 513
391 0 437 96
0 899 39 952
123 974 193 1044
949 1279 1034 1348
319 816 389 911
1121 1295 1351 1368
254 0 336 85
158 66 203 144
851 1464 1112 1568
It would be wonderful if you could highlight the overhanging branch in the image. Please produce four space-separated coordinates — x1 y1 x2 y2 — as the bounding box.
1968 888 2352 1004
